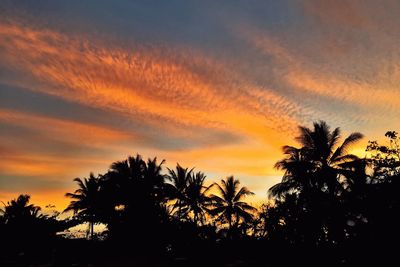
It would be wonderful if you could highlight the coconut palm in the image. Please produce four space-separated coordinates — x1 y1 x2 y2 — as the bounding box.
106 154 145 204
270 121 364 198
143 157 167 201
208 176 256 232
65 173 101 239
184 171 213 225
166 164 193 220
1 194 42 223
269 121 365 245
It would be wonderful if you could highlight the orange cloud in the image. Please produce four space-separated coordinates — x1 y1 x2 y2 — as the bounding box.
0 109 133 148
0 20 304 208
0 20 301 145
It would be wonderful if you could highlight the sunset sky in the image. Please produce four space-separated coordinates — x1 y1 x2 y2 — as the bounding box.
1 0 400 210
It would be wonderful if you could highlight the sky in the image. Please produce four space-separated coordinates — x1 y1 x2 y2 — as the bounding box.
1 0 400 210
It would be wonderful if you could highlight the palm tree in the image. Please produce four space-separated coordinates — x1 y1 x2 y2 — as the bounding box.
269 121 364 245
106 154 145 205
65 173 101 239
269 146 315 200
208 176 256 232
270 121 364 198
184 171 213 226
1 194 42 223
166 164 193 220
143 157 167 202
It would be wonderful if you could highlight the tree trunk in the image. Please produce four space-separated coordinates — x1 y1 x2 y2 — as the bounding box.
228 213 233 239
90 221 94 240
178 200 182 221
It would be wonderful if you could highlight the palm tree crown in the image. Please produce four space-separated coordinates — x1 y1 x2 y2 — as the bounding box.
184 171 213 225
270 121 363 199
166 163 193 219
1 194 42 223
64 173 101 239
209 176 256 230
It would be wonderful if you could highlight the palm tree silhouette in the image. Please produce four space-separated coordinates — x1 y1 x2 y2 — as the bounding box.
270 121 363 198
65 173 101 239
1 194 42 223
166 164 193 220
184 171 213 226
99 154 170 241
208 176 256 233
269 121 364 245
143 157 167 202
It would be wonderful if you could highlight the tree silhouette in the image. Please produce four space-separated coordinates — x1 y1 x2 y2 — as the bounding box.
65 173 101 239
166 164 193 220
0 194 70 258
184 171 213 226
270 121 363 199
1 195 42 223
208 176 256 235
268 121 365 245
98 154 170 243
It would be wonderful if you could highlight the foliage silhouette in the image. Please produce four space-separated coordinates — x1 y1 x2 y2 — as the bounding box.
184 171 213 226
208 176 256 237
267 121 365 245
65 173 102 239
2 121 400 266
166 163 194 220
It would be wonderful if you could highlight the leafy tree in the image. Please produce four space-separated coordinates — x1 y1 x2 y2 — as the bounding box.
366 130 400 179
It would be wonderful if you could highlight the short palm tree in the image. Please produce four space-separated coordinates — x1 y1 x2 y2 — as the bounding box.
65 173 101 239
1 194 42 223
208 176 256 231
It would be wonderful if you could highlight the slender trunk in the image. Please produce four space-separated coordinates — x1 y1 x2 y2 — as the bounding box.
194 212 198 226
226 212 233 240
178 200 182 221
90 221 94 240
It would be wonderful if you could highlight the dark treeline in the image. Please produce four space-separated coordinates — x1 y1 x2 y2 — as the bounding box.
1 121 399 266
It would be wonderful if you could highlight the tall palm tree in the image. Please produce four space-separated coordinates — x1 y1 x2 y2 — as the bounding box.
270 121 364 198
269 146 315 200
269 121 364 245
184 171 213 226
106 154 145 205
208 176 256 231
166 164 193 220
65 173 101 239
143 157 167 202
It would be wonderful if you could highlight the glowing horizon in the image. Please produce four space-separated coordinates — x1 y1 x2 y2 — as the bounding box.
1 1 399 210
